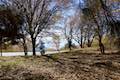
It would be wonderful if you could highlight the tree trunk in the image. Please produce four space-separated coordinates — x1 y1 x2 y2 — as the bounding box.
31 37 36 56
98 35 105 54
87 38 94 47
0 37 2 56
83 36 86 48
68 39 72 51
87 39 91 47
69 46 72 51
80 35 83 48
23 37 28 56
92 14 105 54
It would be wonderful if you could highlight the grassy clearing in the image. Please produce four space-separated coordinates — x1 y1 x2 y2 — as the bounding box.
0 50 120 80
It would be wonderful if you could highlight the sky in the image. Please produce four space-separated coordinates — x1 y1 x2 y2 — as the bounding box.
35 7 77 50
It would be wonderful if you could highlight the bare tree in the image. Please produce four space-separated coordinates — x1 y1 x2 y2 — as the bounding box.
73 25 85 48
63 17 74 50
7 0 59 55
81 0 106 54
52 34 60 51
73 27 82 47
19 25 28 56
84 21 95 47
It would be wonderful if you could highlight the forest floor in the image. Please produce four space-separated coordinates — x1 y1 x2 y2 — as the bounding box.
0 49 120 80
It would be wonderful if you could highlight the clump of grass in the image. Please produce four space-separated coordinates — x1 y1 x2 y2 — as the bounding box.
0 61 19 71
50 54 59 61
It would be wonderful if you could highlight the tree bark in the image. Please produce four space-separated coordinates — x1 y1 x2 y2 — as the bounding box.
0 37 2 56
98 35 105 54
23 37 28 56
87 39 91 47
80 35 83 48
92 13 105 54
68 39 72 51
87 37 94 47
31 37 36 56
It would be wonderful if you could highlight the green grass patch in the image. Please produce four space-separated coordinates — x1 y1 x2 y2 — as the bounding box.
0 61 19 72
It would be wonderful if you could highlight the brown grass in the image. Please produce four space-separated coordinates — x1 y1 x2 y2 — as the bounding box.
0 50 120 80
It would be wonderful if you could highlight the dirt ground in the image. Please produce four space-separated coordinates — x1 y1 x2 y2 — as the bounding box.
0 50 120 80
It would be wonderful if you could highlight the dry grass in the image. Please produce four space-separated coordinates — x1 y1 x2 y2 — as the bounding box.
0 50 120 80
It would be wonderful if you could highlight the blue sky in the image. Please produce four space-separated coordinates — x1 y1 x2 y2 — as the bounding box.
36 6 77 50
36 0 86 50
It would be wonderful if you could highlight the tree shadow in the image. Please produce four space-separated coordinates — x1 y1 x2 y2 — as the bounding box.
42 55 64 65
